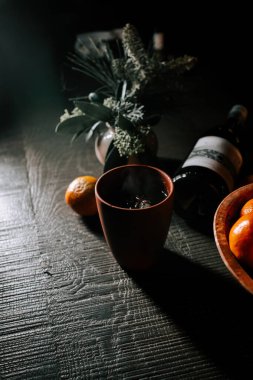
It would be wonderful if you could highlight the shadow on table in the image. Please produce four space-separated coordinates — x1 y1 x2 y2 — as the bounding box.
81 215 103 236
130 249 253 379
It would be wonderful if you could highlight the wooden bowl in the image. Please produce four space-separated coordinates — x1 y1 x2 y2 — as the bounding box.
214 183 253 294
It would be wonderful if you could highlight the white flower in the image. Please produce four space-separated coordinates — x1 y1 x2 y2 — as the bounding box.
113 127 145 157
60 107 84 122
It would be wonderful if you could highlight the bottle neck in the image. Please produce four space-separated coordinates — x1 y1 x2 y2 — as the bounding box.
226 116 245 132
228 105 248 122
226 105 248 130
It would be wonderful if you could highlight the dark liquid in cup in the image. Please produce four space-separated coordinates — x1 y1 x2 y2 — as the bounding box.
113 191 168 209
106 168 168 209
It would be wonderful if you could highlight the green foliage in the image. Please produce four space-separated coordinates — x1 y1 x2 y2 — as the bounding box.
74 101 113 122
55 114 91 135
117 114 136 132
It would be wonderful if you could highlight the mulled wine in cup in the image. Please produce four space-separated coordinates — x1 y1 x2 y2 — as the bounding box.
95 164 174 271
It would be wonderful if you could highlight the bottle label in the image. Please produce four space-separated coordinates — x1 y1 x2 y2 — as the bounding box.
182 136 243 191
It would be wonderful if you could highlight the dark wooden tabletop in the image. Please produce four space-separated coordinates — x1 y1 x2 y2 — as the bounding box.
1 43 253 379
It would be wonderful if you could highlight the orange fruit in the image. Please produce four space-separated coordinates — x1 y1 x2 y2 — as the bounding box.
65 176 97 216
240 198 253 216
229 213 253 268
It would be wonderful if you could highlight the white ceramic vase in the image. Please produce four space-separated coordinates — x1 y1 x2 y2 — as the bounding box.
95 127 114 165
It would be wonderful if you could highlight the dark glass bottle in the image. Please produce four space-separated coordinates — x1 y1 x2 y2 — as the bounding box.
173 105 248 231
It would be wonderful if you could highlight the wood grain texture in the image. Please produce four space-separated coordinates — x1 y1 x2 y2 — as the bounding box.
1 75 253 380
0 123 58 379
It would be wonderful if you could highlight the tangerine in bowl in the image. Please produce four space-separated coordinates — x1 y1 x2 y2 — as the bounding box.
213 183 253 295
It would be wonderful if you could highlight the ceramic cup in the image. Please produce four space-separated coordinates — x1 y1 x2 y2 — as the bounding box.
95 164 174 271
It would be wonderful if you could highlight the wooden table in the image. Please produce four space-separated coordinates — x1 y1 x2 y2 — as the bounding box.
1 65 253 379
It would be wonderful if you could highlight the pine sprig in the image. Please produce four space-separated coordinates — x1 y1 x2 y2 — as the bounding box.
68 40 119 94
121 24 150 77
162 55 197 75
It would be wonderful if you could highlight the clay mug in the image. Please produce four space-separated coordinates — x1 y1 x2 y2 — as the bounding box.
95 164 174 271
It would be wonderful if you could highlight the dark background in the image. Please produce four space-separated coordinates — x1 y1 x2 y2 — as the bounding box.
0 0 252 117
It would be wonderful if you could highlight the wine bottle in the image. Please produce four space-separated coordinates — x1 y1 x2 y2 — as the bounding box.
173 105 248 231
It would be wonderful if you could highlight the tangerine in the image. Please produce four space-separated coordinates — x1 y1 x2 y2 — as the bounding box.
240 198 253 216
229 213 253 268
65 176 98 216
